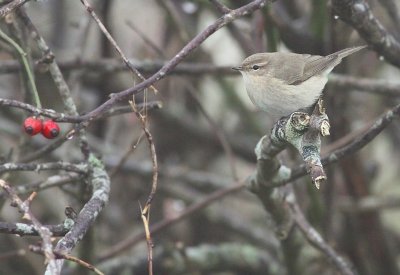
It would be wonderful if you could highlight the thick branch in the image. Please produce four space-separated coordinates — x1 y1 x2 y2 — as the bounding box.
332 0 400 67
50 154 110 272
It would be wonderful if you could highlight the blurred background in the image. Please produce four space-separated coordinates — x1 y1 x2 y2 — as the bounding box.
1 0 400 274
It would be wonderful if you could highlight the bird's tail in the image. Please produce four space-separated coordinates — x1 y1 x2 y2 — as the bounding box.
332 45 368 59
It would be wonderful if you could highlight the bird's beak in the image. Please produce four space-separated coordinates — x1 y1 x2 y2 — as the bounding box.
232 66 242 71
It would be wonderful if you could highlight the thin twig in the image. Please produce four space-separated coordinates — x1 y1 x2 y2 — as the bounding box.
286 192 356 275
31 245 105 275
209 0 232 14
0 180 57 272
79 0 158 95
109 133 144 178
130 99 158 275
0 27 41 108
139 203 154 275
129 100 158 207
0 98 162 123
125 20 166 58
98 181 245 261
0 174 81 198
0 58 235 75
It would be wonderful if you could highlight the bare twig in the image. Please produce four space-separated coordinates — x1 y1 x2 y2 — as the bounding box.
139 203 154 275
98 181 245 261
0 174 81 198
0 27 41 108
286 190 356 275
19 128 76 162
125 20 166 58
0 0 29 18
0 162 87 174
0 58 235 75
0 221 71 236
0 180 57 272
109 133 144 178
130 99 158 275
209 0 232 14
79 0 158 94
52 155 110 272
0 98 162 123
31 245 104 275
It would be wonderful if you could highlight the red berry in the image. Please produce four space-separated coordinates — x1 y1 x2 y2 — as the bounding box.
23 117 42 136
41 120 60 139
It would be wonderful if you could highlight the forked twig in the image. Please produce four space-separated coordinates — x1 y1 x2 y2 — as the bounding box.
0 180 57 272
30 245 105 275
129 99 158 275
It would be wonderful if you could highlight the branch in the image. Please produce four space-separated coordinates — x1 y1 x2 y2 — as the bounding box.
0 180 58 272
0 174 81 198
275 102 400 187
0 221 71 236
0 162 87 174
31 245 105 275
2 58 400 97
247 111 355 274
0 98 162 122
0 0 29 18
0 58 235 75
267 100 330 188
50 154 110 271
286 189 356 275
332 0 400 67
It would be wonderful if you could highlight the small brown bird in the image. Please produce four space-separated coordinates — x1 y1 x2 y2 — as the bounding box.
233 46 367 117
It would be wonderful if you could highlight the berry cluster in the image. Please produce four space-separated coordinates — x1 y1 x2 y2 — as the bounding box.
23 117 60 139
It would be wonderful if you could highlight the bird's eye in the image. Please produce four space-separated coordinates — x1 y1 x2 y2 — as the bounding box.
252 65 260 70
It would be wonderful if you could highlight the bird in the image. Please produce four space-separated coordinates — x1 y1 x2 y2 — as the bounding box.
232 45 367 117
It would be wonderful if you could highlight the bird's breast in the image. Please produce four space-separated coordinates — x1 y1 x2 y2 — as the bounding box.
243 74 328 116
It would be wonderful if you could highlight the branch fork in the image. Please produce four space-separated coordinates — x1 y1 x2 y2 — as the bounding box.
270 99 330 188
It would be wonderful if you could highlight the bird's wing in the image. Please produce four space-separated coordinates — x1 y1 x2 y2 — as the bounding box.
266 53 308 84
267 53 338 85
287 47 366 85
288 54 340 85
